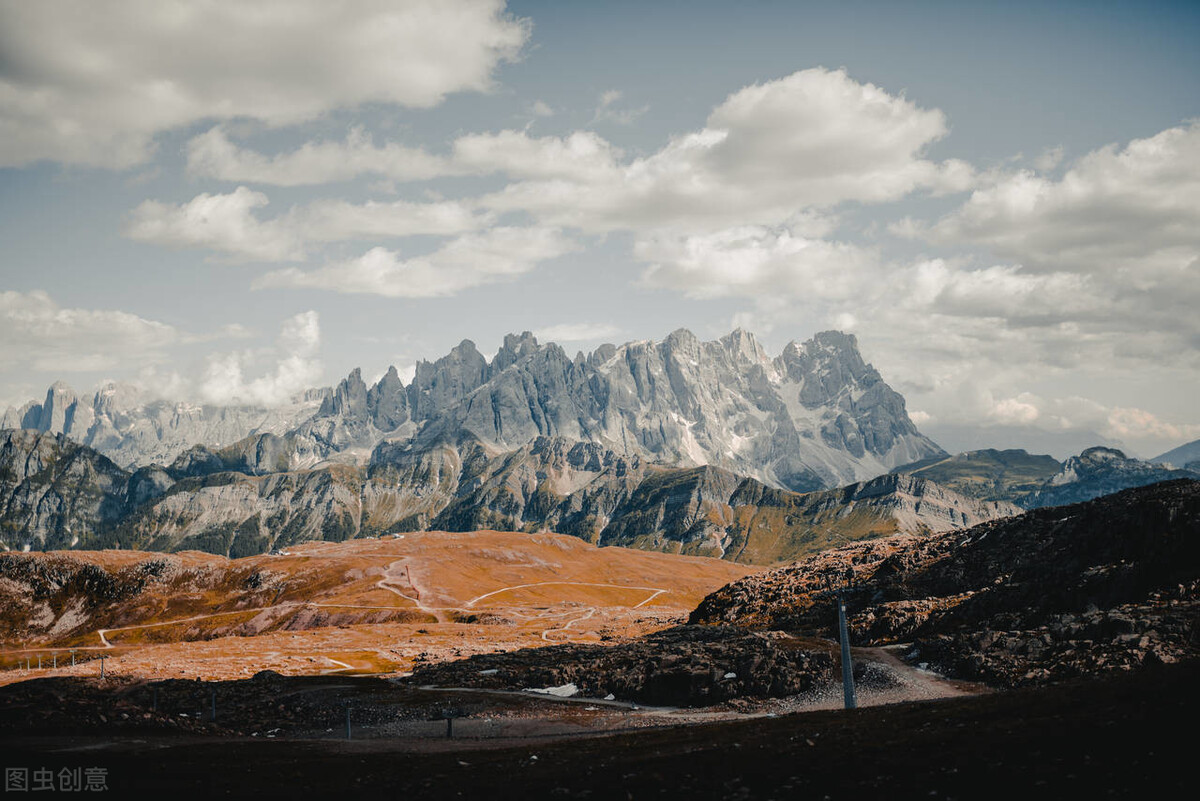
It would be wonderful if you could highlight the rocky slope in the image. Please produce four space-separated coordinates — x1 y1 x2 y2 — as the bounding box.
1 381 325 469
130 439 1015 563
1 428 1012 563
690 479 1200 686
0 430 136 551
409 626 835 706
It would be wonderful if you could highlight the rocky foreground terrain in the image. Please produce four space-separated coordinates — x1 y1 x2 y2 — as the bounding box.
691 479 1200 686
409 625 836 706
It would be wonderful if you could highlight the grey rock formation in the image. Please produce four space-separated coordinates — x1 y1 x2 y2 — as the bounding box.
1021 446 1198 509
0 430 131 550
1 425 1010 562
5 329 943 496
388 328 943 494
1 381 325 469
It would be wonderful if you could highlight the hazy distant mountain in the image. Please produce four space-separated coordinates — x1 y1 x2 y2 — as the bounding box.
895 448 1063 502
1020 446 1199 509
1 381 326 469
896 446 1199 509
919 423 1123 462
1152 438 1200 472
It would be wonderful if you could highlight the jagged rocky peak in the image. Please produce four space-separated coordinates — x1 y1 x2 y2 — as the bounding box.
776 330 874 405
492 331 541 372
319 367 369 418
720 327 768 365
409 339 490 420
663 327 701 354
367 366 409 431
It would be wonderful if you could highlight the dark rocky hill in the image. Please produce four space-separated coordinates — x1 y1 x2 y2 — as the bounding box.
690 479 1200 685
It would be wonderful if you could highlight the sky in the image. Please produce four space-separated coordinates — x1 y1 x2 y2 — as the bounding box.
1 0 1198 459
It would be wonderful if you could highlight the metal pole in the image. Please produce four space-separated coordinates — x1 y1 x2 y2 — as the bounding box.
71 650 75 667
345 705 352 740
837 593 857 710
52 654 56 669
100 655 105 679
37 655 42 669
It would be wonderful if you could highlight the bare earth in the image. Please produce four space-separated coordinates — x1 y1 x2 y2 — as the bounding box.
1 531 754 684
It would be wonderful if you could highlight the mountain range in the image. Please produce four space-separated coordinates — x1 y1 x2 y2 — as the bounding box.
3 328 1196 563
3 329 944 491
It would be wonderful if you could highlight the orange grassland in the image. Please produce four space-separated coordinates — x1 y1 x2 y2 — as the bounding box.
0 531 755 685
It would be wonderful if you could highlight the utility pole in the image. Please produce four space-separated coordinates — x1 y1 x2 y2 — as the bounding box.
837 592 858 710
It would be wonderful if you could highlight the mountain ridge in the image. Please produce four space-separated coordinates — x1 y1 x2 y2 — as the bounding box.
0 428 1012 564
6 328 945 495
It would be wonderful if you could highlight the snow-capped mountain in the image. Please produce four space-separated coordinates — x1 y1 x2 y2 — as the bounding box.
4 328 944 494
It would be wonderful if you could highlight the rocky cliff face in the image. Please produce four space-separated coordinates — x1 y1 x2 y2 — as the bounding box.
118 465 364 556
0 430 132 550
690 479 1200 686
375 328 943 494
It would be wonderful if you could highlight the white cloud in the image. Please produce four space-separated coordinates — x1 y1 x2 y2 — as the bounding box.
0 292 326 410
186 126 452 186
453 130 623 182
484 67 973 232
297 198 488 242
198 310 323 407
256 227 576 297
0 0 529 168
124 188 488 261
185 126 623 187
124 187 306 262
970 392 1200 453
533 323 622 343
0 290 180 373
591 90 648 126
636 225 879 301
902 122 1200 274
1033 145 1064 172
